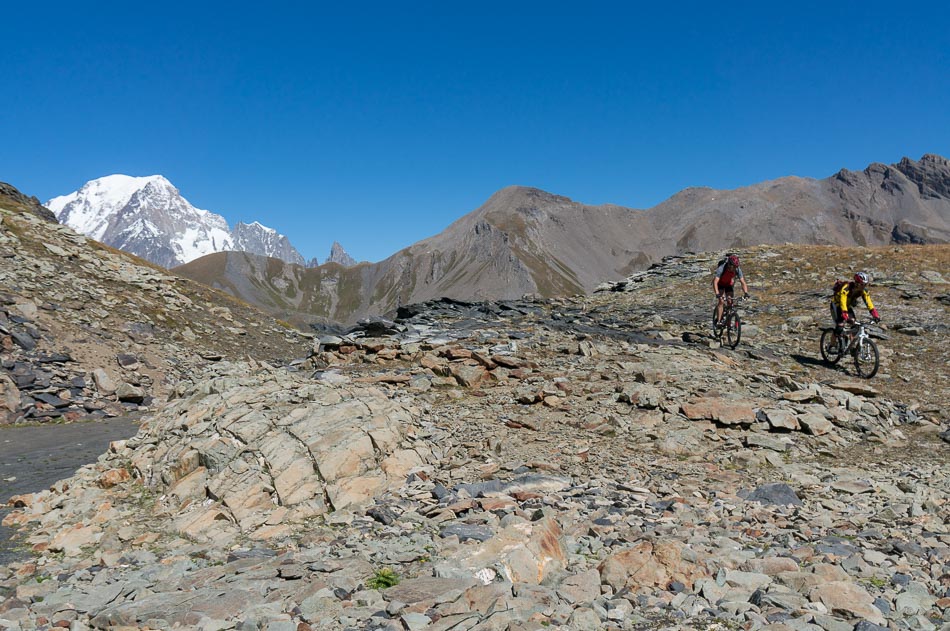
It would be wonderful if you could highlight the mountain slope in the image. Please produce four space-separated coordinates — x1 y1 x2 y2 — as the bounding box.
0 182 56 223
175 154 950 326
47 175 307 268
0 181 308 423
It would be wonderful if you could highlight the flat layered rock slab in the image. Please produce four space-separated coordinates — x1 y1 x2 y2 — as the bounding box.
383 576 477 606
830 382 880 396
681 397 756 425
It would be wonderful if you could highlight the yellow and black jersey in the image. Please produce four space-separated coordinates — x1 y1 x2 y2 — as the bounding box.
834 282 875 313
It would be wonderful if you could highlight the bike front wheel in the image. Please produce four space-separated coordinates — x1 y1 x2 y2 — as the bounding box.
819 329 843 365
852 338 879 378
712 305 723 337
724 312 741 349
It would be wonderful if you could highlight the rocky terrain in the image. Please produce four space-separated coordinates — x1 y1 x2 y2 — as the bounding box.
1 235 947 630
174 154 950 326
0 183 310 428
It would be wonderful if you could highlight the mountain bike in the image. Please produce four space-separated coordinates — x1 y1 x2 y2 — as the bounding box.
712 295 744 349
819 320 880 378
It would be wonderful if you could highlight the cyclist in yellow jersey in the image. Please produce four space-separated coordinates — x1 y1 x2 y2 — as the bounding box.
831 271 880 344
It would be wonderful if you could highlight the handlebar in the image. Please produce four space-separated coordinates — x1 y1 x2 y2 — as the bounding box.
845 319 879 328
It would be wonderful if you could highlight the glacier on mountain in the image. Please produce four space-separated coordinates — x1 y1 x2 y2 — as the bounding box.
47 175 305 268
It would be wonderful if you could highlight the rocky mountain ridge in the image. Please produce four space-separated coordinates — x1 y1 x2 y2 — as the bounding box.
1 229 948 629
176 154 950 327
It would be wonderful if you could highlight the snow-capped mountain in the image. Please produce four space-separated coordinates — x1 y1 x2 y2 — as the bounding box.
47 175 306 269
234 221 305 267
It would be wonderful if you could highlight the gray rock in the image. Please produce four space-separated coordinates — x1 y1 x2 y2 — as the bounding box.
440 524 493 542
743 483 803 506
115 382 145 403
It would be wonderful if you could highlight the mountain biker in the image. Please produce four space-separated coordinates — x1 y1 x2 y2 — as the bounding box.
713 254 749 329
830 271 880 344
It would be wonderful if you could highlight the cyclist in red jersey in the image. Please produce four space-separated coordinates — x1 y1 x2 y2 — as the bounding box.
713 254 749 329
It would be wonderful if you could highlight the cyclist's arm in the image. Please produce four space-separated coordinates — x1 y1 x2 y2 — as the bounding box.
712 275 721 296
863 290 880 319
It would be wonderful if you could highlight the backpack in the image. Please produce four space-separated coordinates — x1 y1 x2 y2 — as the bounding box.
832 279 847 297
715 254 734 270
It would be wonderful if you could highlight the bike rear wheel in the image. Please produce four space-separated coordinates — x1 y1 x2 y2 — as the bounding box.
852 338 879 378
712 305 723 337
724 312 741 348
819 329 843 365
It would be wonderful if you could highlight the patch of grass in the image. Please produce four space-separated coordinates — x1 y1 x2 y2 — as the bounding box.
864 576 887 588
366 567 400 589
132 486 157 510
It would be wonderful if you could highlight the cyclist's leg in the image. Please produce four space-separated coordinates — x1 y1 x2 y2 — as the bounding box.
830 303 842 344
719 286 734 324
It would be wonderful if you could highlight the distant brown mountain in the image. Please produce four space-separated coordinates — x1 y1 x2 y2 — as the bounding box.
0 182 57 223
174 154 950 326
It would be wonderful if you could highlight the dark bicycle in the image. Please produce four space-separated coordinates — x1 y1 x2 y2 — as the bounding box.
819 320 880 378
713 295 744 349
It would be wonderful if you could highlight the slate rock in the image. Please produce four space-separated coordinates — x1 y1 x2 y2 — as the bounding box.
367 505 399 526
34 393 69 407
742 483 802 506
440 524 494 542
116 354 139 368
10 331 36 351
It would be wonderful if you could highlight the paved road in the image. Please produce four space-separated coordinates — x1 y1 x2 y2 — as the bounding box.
0 417 141 564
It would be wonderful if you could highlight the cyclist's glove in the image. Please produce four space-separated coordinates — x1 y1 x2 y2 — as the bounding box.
870 309 880 322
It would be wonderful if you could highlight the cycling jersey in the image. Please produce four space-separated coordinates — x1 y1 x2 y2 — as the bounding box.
715 263 744 288
835 282 875 313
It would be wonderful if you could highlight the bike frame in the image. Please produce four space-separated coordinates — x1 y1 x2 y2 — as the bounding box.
720 295 741 317
840 321 870 352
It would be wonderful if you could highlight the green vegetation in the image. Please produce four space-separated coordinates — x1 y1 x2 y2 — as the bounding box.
366 567 400 589
864 576 887 588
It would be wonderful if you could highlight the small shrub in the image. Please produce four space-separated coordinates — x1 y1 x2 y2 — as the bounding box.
366 568 400 589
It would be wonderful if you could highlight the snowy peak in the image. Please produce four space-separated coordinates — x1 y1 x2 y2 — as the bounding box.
48 175 307 269
233 221 305 266
48 175 171 241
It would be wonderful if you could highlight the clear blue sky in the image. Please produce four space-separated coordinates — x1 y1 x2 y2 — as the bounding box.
3 1 948 263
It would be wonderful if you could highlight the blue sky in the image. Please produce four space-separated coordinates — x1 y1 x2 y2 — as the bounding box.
3 2 948 263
